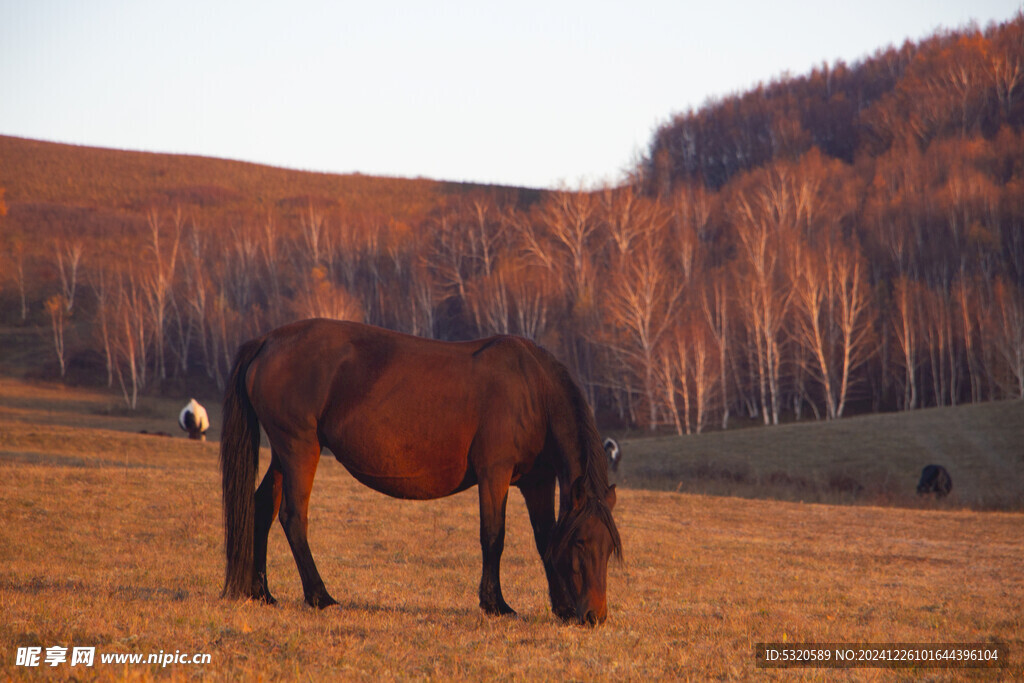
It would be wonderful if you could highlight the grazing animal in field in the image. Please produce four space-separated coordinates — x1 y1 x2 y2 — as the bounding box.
179 398 210 441
603 438 622 472
220 319 621 625
917 464 952 498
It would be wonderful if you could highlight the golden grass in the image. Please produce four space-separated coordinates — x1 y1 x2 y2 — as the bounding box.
0 377 224 443
1 379 1021 680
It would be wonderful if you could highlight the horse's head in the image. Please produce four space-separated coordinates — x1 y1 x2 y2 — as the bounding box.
548 478 620 626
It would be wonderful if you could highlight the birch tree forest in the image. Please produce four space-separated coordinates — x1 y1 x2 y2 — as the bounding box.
2 16 1024 429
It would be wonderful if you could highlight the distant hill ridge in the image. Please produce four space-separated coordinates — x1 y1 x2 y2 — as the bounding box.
0 134 513 219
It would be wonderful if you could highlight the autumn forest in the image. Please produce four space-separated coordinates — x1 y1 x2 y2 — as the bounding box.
2 16 1024 433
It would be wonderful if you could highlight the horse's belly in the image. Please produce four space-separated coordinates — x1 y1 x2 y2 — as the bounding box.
327 428 474 500
317 345 490 499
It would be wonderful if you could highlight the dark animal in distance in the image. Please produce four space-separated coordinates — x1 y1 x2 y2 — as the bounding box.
220 319 621 625
917 464 952 498
179 398 210 440
603 438 621 472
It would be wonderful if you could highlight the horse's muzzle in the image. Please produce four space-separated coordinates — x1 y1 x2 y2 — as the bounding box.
578 600 607 626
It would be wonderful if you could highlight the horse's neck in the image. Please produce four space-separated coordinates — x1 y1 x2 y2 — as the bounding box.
553 448 590 513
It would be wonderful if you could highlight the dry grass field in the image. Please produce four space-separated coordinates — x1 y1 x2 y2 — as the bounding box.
1 377 1021 680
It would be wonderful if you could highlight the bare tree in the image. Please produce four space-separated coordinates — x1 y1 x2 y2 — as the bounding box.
110 269 152 409
54 239 83 313
181 221 217 381
701 269 733 429
892 277 921 409
688 319 717 434
293 265 364 322
600 185 668 257
988 18 1024 118
526 187 604 395
466 268 511 336
467 199 505 279
299 203 327 267
922 285 955 406
830 243 876 416
220 221 261 321
658 338 687 435
990 278 1024 398
954 275 983 403
425 215 473 311
408 261 438 338
145 209 182 382
731 169 797 425
90 265 115 386
537 188 601 309
8 238 29 321
987 17 1019 116
603 232 679 430
507 262 557 341
45 294 67 377
669 183 712 281
791 239 875 418
258 212 285 321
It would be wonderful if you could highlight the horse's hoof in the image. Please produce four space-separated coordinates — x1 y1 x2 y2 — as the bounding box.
252 583 277 605
481 602 517 617
307 593 338 609
254 592 277 606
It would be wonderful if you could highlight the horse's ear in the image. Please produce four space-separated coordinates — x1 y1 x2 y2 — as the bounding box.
605 484 617 511
571 477 587 511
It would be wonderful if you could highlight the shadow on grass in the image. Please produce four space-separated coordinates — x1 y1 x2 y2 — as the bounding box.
0 450 159 469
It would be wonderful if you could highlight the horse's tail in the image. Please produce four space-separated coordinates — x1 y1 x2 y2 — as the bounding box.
220 337 265 599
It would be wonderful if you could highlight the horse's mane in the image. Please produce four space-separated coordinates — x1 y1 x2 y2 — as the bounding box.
539 350 623 561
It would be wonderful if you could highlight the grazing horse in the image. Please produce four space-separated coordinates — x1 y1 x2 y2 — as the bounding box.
917 464 952 498
179 398 210 441
603 438 622 472
220 319 621 625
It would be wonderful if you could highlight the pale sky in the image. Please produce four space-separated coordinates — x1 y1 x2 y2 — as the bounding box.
1 1 1021 189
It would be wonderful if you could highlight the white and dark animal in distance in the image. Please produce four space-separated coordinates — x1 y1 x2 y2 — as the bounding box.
604 438 622 472
179 398 210 440
917 464 952 498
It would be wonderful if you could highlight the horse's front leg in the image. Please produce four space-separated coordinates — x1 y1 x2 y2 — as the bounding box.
477 474 515 616
519 472 574 621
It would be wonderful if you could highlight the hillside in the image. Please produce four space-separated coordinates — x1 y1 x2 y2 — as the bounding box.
0 379 1020 678
0 134 519 216
615 398 1024 511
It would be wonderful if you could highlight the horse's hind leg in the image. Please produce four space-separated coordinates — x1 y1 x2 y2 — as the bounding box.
276 440 337 608
252 452 282 604
477 471 515 616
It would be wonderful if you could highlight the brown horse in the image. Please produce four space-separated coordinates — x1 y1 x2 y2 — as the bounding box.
220 318 621 625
